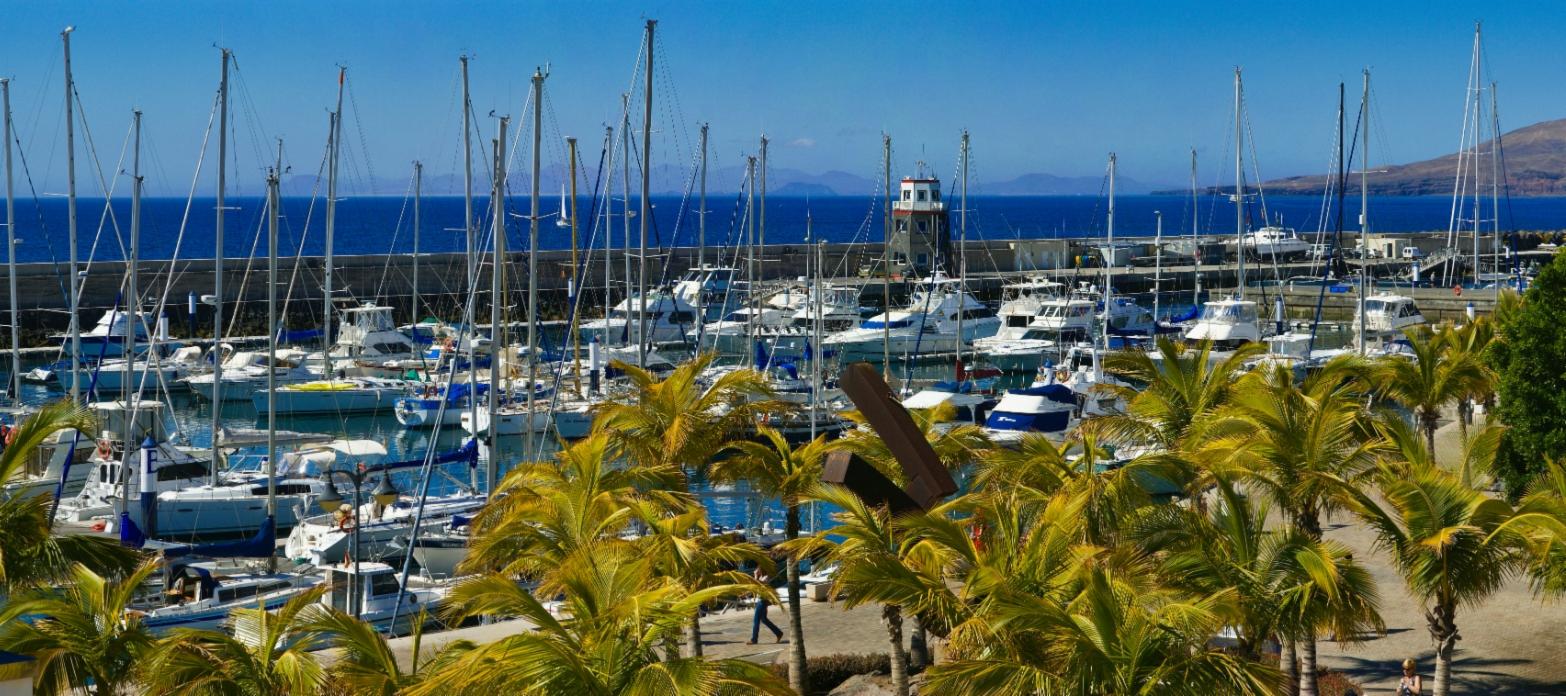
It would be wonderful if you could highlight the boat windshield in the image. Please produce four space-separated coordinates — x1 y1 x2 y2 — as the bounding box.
1199 303 1258 324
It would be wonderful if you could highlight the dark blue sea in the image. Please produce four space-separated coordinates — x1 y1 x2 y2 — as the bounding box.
8 193 1563 264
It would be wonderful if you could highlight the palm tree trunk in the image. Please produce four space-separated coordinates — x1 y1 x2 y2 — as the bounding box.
1424 414 1439 463
1457 401 1470 446
1281 637 1299 696
1428 601 1458 696
909 617 929 670
884 603 909 696
1299 634 1318 696
784 504 809 695
685 610 703 657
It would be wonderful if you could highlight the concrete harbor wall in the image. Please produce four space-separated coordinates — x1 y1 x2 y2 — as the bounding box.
2 231 1535 346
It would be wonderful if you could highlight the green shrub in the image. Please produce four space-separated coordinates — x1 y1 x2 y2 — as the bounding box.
770 653 892 695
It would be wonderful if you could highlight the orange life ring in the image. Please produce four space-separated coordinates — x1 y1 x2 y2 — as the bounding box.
1452 285 1463 297
338 514 356 532
96 439 113 460
443 337 456 350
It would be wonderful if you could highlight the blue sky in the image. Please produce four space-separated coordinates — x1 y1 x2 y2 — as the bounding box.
1 1 1562 195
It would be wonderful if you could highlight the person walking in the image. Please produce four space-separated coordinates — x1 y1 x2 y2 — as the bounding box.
1397 658 1423 695
747 565 784 645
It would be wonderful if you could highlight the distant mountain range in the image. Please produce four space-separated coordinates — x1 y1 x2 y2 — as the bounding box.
284 163 1160 198
1260 117 1566 196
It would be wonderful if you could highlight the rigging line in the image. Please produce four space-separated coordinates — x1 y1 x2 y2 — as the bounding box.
24 58 61 192
344 73 378 195
281 130 332 330
652 33 690 188
73 96 132 287
10 122 73 309
224 188 270 338
373 167 418 301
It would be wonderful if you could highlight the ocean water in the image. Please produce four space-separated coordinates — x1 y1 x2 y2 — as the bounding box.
7 193 1560 264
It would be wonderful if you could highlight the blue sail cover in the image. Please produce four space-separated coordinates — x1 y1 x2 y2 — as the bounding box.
1167 305 1200 323
162 516 277 560
362 439 480 475
119 512 147 548
278 328 324 343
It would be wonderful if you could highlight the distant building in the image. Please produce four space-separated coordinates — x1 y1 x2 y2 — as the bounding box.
889 177 952 276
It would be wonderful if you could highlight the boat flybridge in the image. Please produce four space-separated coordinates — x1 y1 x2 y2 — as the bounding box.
1183 297 1262 349
822 274 999 361
672 265 740 322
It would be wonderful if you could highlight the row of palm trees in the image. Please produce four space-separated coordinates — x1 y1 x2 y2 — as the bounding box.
3 316 1565 695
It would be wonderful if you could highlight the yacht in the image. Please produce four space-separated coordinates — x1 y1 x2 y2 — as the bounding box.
578 290 699 347
983 384 1078 446
1355 293 1426 336
708 284 864 358
253 376 421 416
901 381 997 428
55 400 215 525
143 560 322 635
0 427 95 501
395 380 493 428
1183 297 1262 349
672 265 740 322
52 310 178 358
184 349 316 401
1242 226 1311 260
284 489 487 566
316 562 449 635
821 276 999 361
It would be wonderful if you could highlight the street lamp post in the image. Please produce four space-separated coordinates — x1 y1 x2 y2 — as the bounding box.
315 469 400 619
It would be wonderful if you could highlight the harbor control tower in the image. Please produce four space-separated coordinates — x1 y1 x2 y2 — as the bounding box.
888 175 953 277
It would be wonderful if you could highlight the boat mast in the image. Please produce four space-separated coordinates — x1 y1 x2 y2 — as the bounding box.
526 69 543 463
1471 24 1482 287
324 67 345 380
1104 153 1116 358
1191 148 1200 307
807 210 818 440
1358 70 1370 356
486 116 508 492
412 161 422 328
881 134 892 381
1153 210 1162 323
266 143 281 573
1233 67 1245 302
567 135 582 395
1490 82 1502 280
759 134 768 298
62 27 81 403
697 123 708 332
637 19 655 368
3 79 17 400
122 109 140 515
601 125 614 351
211 49 231 485
620 95 632 348
745 156 757 367
461 56 480 448
957 130 968 379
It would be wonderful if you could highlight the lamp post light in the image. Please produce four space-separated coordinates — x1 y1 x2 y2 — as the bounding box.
316 469 400 619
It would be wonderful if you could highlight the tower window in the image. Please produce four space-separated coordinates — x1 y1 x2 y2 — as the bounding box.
931 190 941 201
917 190 927 202
902 190 911 201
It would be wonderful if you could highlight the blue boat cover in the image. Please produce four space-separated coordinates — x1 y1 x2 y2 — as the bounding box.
1008 384 1077 404
162 516 277 560
986 409 1071 433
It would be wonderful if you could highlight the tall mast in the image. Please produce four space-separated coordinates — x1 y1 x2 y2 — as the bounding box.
461 56 475 300
1153 211 1162 323
1104 153 1116 356
412 161 422 326
881 134 892 381
697 123 708 327
807 210 818 440
957 130 968 378
324 68 345 380
567 136 582 395
1358 70 1370 355
211 49 231 484
637 19 655 368
759 134 768 283
1471 24 1482 287
1191 148 1200 306
120 110 141 520
525 69 543 462
620 95 632 347
1233 67 1245 301
1490 82 1502 279
265 144 281 573
63 27 80 403
2 79 17 400
601 125 614 350
744 156 757 367
486 116 508 492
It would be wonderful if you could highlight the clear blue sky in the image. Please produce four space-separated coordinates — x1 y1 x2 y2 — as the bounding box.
1 1 1562 196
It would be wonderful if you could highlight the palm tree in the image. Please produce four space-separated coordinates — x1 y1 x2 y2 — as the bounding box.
592 353 780 480
1374 326 1489 458
305 604 473 696
1449 318 1499 439
790 483 926 696
409 547 790 695
1096 338 1266 501
460 432 685 580
1131 479 1383 696
143 586 330 695
1340 461 1520 696
0 559 159 695
0 400 140 594
711 427 834 693
631 502 771 659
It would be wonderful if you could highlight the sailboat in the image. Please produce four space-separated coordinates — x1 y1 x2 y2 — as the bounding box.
1185 68 1263 349
556 184 570 228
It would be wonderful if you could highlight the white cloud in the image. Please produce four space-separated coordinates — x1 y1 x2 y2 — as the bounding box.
789 137 816 148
